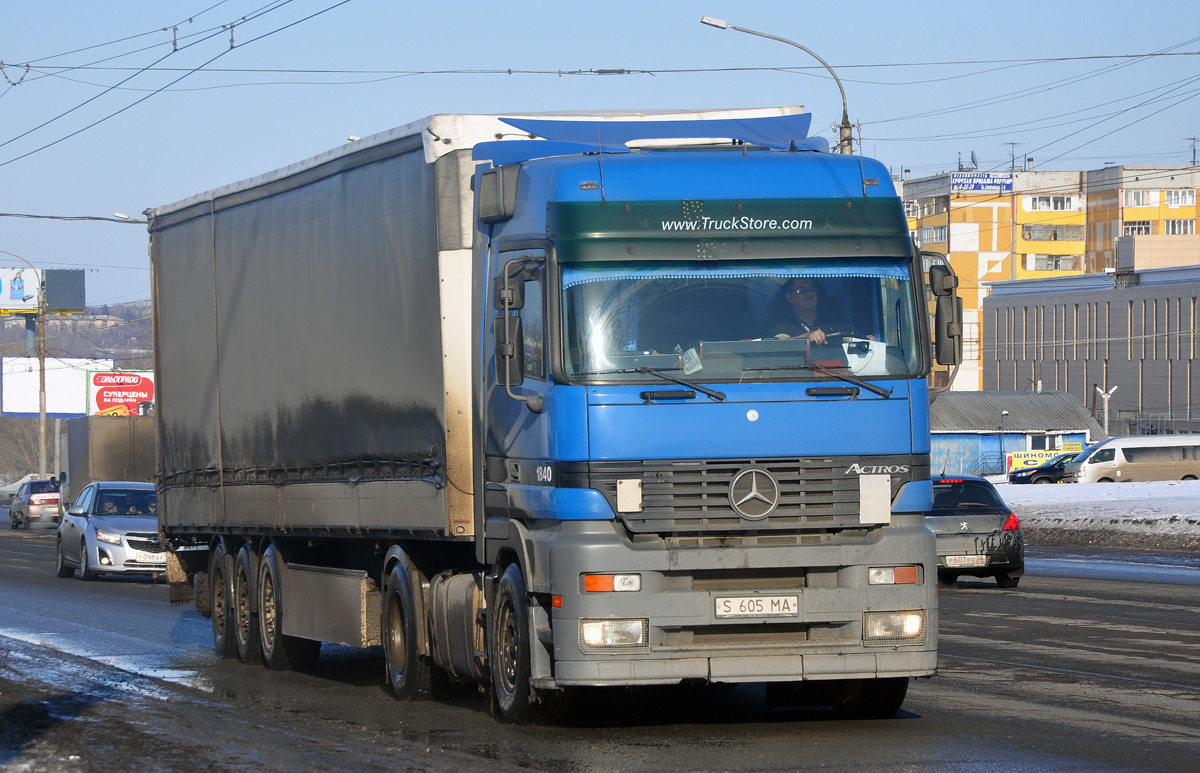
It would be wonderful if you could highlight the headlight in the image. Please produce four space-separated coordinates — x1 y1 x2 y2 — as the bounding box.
95 530 122 545
579 618 648 653
863 610 927 646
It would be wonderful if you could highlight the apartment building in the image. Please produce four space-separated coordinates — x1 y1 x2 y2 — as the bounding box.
901 170 1086 390
1085 166 1200 272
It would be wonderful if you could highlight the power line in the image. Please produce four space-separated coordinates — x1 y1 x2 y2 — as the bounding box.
0 0 352 169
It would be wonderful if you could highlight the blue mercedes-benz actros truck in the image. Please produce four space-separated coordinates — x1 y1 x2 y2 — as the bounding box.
152 106 962 723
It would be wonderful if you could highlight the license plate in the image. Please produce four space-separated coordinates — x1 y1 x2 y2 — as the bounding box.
715 595 799 618
133 551 165 564
945 555 988 568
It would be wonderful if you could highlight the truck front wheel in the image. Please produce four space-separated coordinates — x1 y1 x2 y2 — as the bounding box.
383 561 431 700
233 545 262 664
825 677 910 718
490 564 536 723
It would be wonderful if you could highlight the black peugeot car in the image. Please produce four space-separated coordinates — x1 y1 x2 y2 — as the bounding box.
926 474 1024 588
1008 452 1078 485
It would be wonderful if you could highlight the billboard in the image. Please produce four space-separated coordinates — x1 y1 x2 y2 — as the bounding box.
949 172 1013 193
87 370 155 416
1 357 116 417
0 268 39 312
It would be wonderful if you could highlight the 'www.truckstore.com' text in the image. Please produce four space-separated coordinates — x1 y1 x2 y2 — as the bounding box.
661 216 813 232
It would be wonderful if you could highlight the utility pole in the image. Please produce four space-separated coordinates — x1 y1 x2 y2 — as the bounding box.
1187 136 1198 166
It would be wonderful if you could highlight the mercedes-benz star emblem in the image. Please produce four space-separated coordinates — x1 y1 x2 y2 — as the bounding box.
728 467 780 520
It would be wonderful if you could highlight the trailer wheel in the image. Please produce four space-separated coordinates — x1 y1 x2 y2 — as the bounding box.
258 544 320 671
383 561 431 700
210 543 236 659
825 677 910 718
490 563 538 723
233 545 262 664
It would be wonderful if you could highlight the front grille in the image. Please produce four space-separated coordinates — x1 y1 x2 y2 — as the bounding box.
562 455 928 535
126 533 165 553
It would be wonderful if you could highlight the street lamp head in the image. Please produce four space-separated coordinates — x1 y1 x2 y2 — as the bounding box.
700 16 729 29
1001 410 1010 416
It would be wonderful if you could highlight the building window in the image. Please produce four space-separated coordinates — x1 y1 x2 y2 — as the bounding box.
1123 220 1152 236
1123 190 1151 207
1165 219 1195 235
921 199 935 217
932 225 948 243
904 200 920 218
1023 224 1084 241
962 320 979 361
1164 190 1196 208
1026 254 1080 271
1027 195 1074 211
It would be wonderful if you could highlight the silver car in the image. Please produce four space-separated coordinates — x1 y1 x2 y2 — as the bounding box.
55 482 164 580
9 479 62 529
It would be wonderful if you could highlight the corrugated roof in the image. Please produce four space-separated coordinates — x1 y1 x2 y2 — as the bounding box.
930 390 1106 440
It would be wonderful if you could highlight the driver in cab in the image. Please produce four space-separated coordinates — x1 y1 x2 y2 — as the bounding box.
768 277 874 344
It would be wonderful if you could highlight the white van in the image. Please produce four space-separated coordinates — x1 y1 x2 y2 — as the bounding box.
1063 435 1200 483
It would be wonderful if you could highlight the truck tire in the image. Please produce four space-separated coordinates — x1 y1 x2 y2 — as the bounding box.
490 563 538 723
233 545 262 664
55 537 74 578
258 544 320 671
210 543 237 659
383 561 431 700
825 677 909 718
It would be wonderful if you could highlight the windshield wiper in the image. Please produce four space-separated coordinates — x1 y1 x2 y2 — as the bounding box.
742 363 892 399
638 368 725 402
575 367 725 402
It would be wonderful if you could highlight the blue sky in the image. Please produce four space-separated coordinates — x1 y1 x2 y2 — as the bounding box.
2 0 1198 306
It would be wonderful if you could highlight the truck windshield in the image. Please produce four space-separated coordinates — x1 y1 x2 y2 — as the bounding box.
561 258 923 383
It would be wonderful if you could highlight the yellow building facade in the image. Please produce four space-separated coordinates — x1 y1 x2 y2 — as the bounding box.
1085 166 1199 271
902 171 1085 390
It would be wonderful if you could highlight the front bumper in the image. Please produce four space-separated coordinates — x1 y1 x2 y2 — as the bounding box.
523 515 939 688
90 539 167 575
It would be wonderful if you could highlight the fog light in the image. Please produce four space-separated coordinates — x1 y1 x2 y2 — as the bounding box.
863 610 926 645
98 549 113 566
579 618 648 652
869 566 919 585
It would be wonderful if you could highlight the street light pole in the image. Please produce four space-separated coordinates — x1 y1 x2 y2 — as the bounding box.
1096 385 1119 435
999 409 1010 475
0 250 46 479
701 16 855 155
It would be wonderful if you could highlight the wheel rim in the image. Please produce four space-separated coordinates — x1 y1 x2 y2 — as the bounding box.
260 570 277 650
213 567 228 639
81 543 89 574
387 592 406 680
496 595 519 696
56 540 63 570
236 567 252 643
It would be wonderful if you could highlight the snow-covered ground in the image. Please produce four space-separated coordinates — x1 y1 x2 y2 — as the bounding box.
987 477 1200 550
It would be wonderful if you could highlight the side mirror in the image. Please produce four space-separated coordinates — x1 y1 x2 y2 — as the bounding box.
494 316 526 388
928 264 957 296
68 505 86 517
478 164 520 223
935 294 963 365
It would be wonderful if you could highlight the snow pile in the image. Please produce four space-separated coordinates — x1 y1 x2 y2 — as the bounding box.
991 478 1200 551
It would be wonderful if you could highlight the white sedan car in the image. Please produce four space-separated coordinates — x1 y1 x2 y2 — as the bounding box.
55 481 164 580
